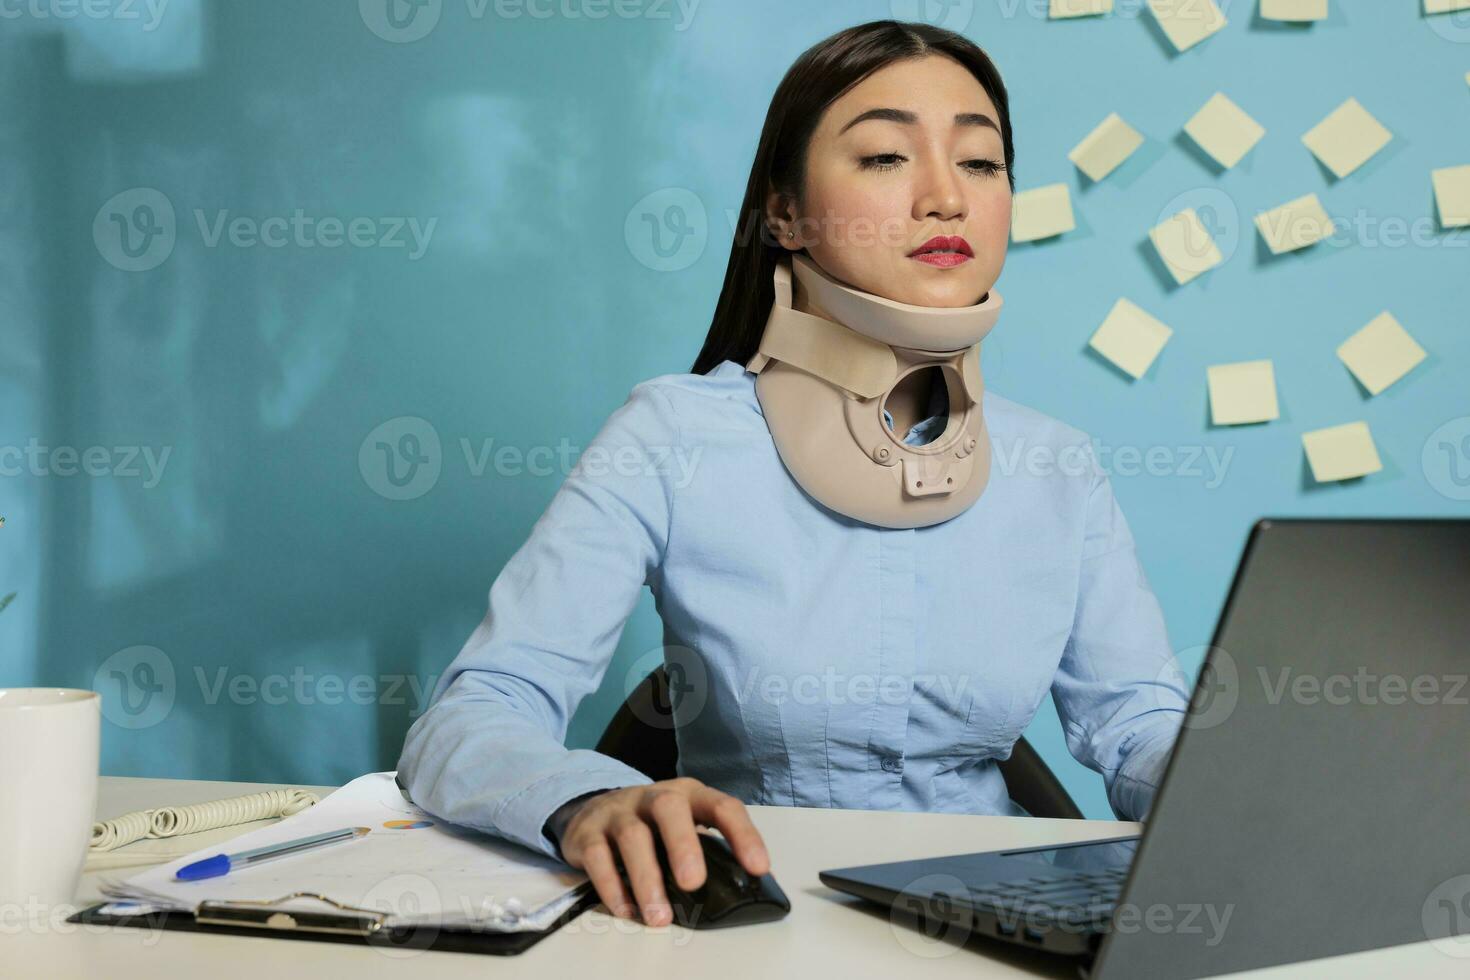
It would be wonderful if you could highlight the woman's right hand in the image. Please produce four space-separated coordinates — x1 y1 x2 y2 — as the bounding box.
555 777 770 926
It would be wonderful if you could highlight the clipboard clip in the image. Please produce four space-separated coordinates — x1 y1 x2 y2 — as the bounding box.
196 892 388 936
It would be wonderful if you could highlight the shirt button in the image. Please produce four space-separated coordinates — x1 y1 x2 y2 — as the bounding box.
880 755 903 773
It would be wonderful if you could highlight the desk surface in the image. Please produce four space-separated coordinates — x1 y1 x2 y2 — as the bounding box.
7 776 1463 979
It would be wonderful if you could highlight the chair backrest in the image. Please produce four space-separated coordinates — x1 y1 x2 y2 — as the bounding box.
595 665 1083 821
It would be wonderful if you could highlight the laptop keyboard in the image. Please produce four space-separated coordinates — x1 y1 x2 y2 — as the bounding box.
965 866 1128 925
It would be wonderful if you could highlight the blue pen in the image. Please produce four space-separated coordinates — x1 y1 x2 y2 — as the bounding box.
174 826 371 881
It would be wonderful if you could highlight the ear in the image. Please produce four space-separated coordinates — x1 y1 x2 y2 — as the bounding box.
764 187 801 249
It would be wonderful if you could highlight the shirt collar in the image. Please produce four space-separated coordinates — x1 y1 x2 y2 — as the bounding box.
708 359 748 379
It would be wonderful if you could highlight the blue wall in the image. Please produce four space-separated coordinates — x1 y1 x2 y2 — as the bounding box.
1 0 1466 820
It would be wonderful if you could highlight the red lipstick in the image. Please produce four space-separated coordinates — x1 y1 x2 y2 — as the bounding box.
909 235 973 268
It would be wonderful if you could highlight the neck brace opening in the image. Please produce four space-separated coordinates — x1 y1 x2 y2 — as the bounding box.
745 251 1003 529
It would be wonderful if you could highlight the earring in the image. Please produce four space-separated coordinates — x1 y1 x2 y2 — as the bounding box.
786 230 794 239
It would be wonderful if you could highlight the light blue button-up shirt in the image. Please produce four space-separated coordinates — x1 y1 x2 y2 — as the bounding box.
397 359 1191 861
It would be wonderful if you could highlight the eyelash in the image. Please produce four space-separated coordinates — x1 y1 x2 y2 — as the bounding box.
858 153 1006 177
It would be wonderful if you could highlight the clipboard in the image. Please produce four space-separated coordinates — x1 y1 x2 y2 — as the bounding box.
67 885 600 956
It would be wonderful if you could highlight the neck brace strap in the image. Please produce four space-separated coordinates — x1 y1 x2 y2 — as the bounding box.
745 255 897 399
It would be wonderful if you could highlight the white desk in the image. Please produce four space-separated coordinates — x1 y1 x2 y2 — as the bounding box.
6 776 1463 979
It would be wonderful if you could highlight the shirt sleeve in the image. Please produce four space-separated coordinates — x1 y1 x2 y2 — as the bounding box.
1050 441 1192 823
396 381 682 859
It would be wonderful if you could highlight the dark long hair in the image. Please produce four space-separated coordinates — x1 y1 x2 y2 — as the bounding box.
688 20 1016 376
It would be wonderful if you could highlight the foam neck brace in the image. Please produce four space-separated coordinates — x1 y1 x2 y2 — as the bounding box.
745 251 1004 529
789 250 1001 352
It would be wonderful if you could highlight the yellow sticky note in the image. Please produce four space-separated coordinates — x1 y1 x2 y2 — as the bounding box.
1254 193 1335 254
1149 208 1223 285
1301 97 1392 179
1426 0 1470 13
1431 165 1470 228
1261 0 1328 20
1302 421 1382 482
1207 360 1279 425
1089 299 1173 379
1069 113 1145 181
1051 0 1113 16
1147 0 1228 51
1336 311 1427 396
1011 183 1075 242
1184 92 1266 169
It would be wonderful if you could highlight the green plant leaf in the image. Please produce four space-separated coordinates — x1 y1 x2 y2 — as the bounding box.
0 593 15 615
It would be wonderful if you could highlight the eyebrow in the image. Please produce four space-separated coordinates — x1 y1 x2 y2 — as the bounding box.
837 107 999 136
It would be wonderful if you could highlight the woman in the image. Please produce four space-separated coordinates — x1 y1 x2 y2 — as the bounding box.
398 20 1191 928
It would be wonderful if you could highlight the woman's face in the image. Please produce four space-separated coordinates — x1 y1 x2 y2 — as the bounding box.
771 54 1012 309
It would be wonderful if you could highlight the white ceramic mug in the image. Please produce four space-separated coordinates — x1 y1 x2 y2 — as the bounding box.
0 689 101 914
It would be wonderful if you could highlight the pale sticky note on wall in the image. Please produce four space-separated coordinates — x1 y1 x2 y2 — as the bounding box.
1051 0 1113 16
1336 311 1427 395
1012 183 1076 242
1207 360 1279 425
1431 165 1470 228
1147 0 1228 51
1302 421 1382 482
1261 0 1328 20
1184 92 1266 169
1089 299 1173 378
1149 208 1223 285
1069 113 1145 181
1426 0 1470 13
1301 97 1392 179
1254 193 1334 254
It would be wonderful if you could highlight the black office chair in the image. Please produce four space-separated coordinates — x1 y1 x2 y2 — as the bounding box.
595 665 1084 821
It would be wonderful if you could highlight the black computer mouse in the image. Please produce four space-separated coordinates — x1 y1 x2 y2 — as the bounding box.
624 830 790 929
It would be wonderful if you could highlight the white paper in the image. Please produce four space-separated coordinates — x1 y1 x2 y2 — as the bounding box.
99 772 588 933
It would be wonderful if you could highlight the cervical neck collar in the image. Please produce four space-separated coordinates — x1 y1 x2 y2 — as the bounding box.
745 251 1004 529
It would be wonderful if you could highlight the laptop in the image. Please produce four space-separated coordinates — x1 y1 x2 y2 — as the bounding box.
820 518 1470 978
